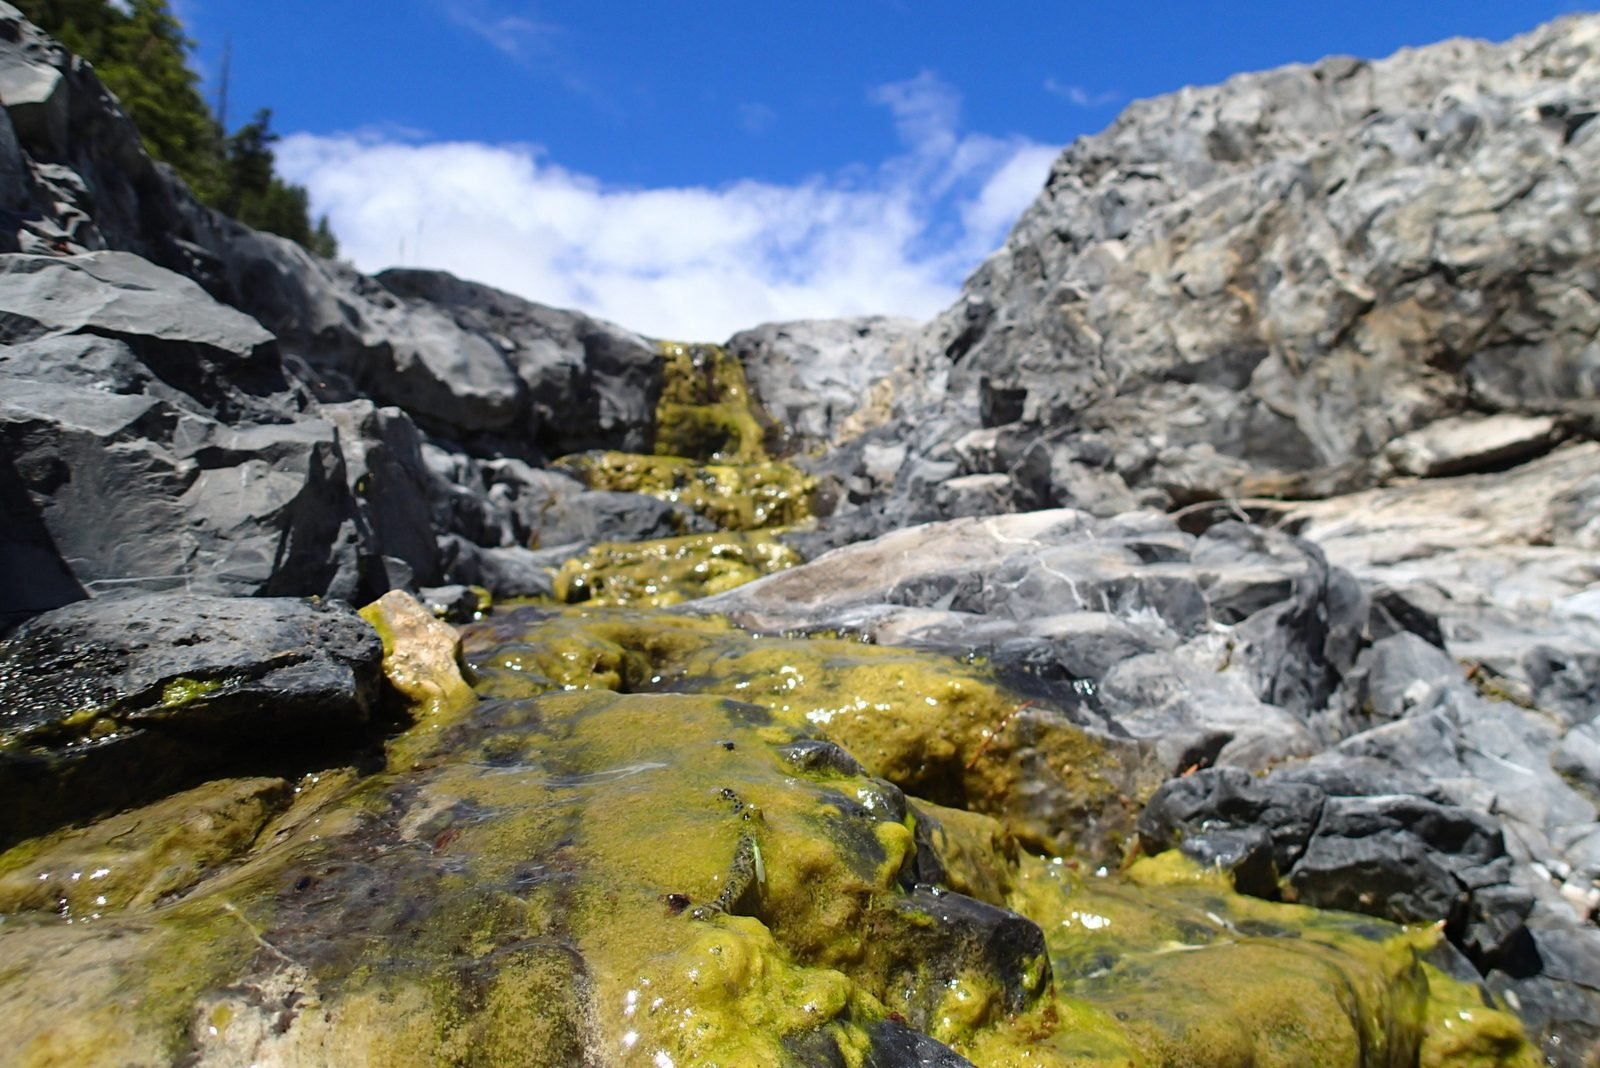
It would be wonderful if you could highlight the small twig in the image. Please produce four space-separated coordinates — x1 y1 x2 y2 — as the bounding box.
966 700 1033 770
221 901 299 967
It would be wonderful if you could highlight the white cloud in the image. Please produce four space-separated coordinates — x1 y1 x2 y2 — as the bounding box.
1044 79 1122 109
276 74 1059 340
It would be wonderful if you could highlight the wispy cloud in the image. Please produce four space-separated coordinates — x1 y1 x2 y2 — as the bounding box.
438 0 560 63
277 73 1059 340
1043 78 1122 109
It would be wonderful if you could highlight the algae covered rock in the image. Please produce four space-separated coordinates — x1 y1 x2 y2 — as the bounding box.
654 340 773 464
971 852 1537 1068
0 601 1545 1066
0 668 1046 1064
0 592 383 849
556 449 816 531
465 607 1151 856
0 775 290 918
553 339 817 536
553 530 802 607
359 589 475 720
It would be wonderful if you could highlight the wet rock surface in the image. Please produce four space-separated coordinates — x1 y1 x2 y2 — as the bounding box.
0 592 383 849
0 606 1541 1066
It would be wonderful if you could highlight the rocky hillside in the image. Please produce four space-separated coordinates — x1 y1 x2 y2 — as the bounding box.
828 14 1600 529
1 4 1599 1065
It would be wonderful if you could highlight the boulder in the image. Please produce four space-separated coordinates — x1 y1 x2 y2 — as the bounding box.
0 592 383 847
378 268 662 454
1138 765 1530 962
0 373 367 609
0 251 284 413
855 14 1600 524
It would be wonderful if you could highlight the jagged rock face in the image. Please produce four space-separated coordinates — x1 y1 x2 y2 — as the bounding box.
0 5 701 613
0 252 395 615
0 3 661 458
910 15 1600 511
726 316 918 452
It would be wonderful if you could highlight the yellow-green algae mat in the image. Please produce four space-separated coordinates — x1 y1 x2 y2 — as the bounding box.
0 599 1537 1067
552 529 801 608
550 342 815 608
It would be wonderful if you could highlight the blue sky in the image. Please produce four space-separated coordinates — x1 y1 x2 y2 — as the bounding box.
178 1 1590 339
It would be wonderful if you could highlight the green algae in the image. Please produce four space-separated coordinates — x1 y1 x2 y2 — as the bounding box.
655 341 773 465
956 851 1540 1068
0 601 1546 1066
0 650 1011 1065
157 676 224 710
552 530 802 607
539 339 815 611
554 449 816 531
550 340 814 538
0 776 290 919
465 607 1139 855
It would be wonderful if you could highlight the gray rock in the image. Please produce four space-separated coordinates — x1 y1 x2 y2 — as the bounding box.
0 374 367 607
1383 413 1565 478
1140 763 1532 967
363 302 523 432
0 94 31 216
695 509 1363 773
1555 724 1600 793
1360 632 1462 720
417 584 485 624
322 401 440 589
860 15 1600 521
1288 794 1508 924
378 268 661 454
0 252 284 415
0 26 66 155
0 592 383 848
1485 971 1600 1068
1138 767 1323 878
437 536 574 599
933 473 1011 518
537 489 712 546
725 316 916 451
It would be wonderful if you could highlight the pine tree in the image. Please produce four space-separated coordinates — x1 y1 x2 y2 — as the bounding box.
14 0 337 258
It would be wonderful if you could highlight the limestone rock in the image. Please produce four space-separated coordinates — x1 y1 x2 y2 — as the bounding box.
359 589 474 723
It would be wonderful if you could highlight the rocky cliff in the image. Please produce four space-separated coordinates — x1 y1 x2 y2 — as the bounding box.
1 4 1598 1065
894 15 1600 516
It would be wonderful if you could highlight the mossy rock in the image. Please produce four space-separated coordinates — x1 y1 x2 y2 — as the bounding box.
0 684 1046 1064
466 607 1149 855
